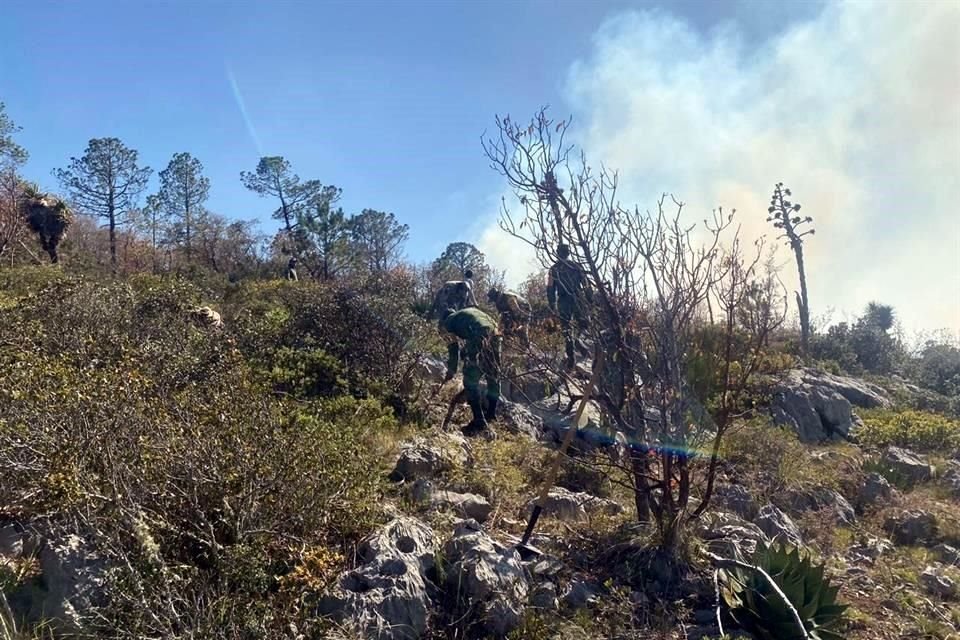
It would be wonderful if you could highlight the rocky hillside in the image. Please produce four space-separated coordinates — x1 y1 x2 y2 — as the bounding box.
1 268 959 640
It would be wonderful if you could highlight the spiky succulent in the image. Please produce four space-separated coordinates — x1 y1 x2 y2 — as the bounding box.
719 543 848 640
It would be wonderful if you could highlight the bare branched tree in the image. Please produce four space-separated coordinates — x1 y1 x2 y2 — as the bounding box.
484 109 786 550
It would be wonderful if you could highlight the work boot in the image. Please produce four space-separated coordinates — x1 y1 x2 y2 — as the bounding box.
462 396 488 437
565 342 576 370
483 396 499 422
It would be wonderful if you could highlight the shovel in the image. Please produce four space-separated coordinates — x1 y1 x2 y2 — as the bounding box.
515 350 604 559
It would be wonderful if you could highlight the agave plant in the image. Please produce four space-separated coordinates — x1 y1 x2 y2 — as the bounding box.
718 543 848 640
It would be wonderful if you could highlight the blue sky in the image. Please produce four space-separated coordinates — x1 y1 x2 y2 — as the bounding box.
1 0 818 259
1 0 957 335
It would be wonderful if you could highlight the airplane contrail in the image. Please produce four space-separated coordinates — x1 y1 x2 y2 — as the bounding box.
225 61 264 158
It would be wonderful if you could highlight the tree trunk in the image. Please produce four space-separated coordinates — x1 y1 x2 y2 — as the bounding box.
108 193 117 269
185 204 192 261
630 452 652 523
794 244 810 354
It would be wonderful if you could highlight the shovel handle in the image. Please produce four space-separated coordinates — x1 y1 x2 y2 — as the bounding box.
521 351 604 545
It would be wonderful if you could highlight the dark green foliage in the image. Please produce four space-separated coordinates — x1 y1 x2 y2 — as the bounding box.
0 272 397 637
719 544 847 640
54 137 152 266
227 274 431 401
811 303 905 375
0 102 27 166
909 339 960 398
349 208 410 273
155 152 210 259
241 156 326 235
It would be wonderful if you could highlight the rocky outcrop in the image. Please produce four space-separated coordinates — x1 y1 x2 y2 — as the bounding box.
528 582 559 610
318 517 438 640
771 368 889 442
389 433 469 482
561 576 603 610
944 460 960 497
846 535 894 566
920 566 957 598
885 510 938 546
443 519 528 638
414 356 447 385
497 400 544 440
933 543 960 565
713 484 759 521
695 511 769 558
857 472 897 509
530 390 606 449
522 487 623 522
1 528 107 636
410 479 493 523
754 505 803 547
879 447 935 485
774 486 856 525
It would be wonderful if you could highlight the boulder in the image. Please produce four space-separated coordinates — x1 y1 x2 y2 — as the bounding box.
0 524 25 557
885 510 938 546
529 582 559 610
7 533 108 636
933 543 960 566
522 487 623 522
857 472 897 509
771 368 889 442
754 505 803 548
530 388 617 452
415 356 447 385
318 517 438 640
775 486 856 525
794 368 890 408
443 519 529 638
847 536 895 566
714 484 759 521
695 512 769 558
879 447 934 484
944 460 960 496
389 433 469 482
920 566 957 598
503 373 553 404
410 479 493 523
527 556 566 580
497 400 544 440
562 576 603 610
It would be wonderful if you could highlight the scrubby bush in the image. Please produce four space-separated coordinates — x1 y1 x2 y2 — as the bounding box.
908 339 960 398
226 273 433 404
856 408 960 456
811 318 903 376
0 272 400 637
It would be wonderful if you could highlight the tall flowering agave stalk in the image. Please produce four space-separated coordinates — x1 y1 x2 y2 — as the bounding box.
719 543 848 640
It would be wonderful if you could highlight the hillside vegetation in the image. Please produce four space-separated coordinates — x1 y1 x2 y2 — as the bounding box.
1 103 959 639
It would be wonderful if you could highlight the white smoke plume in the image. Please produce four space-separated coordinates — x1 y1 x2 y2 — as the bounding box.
479 1 960 337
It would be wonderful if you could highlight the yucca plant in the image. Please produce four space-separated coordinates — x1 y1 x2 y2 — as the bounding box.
718 543 847 640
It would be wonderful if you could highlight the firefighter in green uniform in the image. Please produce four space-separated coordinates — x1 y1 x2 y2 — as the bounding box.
440 306 502 436
487 286 531 345
429 279 477 380
547 243 591 369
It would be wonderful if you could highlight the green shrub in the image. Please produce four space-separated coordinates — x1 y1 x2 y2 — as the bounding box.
856 408 960 455
0 273 399 637
719 543 847 640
